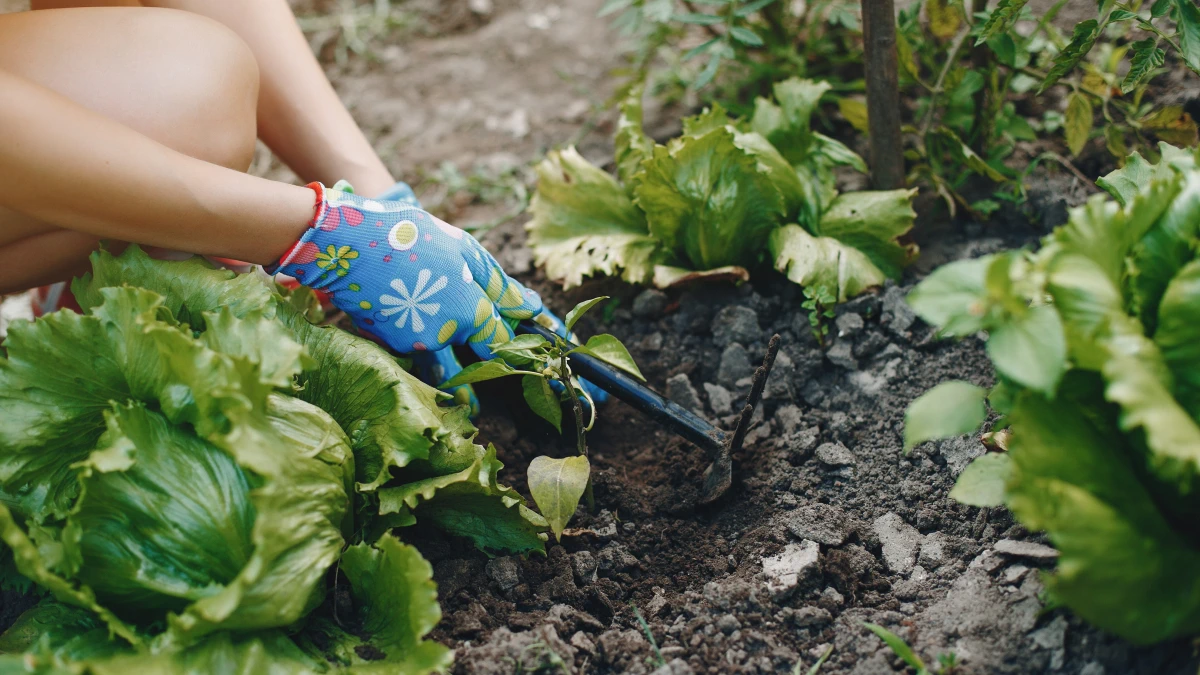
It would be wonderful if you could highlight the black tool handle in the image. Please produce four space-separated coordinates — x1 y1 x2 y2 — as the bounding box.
516 321 726 456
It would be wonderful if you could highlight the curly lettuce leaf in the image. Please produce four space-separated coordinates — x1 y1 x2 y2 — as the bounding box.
379 445 546 555
814 189 918 280
1154 259 1200 422
527 147 660 288
769 225 886 302
635 126 785 270
1127 169 1200 331
614 83 652 189
749 78 830 164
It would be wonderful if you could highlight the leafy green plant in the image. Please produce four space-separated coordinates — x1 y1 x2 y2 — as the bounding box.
864 623 960 675
527 77 917 304
438 296 643 539
905 143 1200 644
802 284 836 346
0 246 552 672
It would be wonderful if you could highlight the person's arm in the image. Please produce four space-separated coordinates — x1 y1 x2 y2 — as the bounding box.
140 0 396 197
0 69 315 267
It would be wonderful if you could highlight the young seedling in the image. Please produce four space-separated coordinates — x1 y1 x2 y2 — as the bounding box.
802 284 836 347
442 296 644 539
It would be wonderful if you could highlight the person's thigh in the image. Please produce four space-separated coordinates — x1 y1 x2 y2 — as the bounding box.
0 6 260 288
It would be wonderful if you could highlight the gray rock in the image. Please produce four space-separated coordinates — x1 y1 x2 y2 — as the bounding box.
597 542 639 574
765 350 795 399
716 614 741 634
835 312 864 337
717 343 753 388
569 631 596 656
789 426 821 459
704 383 734 414
645 590 669 617
1030 616 1068 669
882 285 917 336
937 436 985 476
994 539 1059 559
666 373 704 415
918 532 947 568
486 556 521 591
815 442 855 467
873 512 921 574
1003 564 1030 584
784 502 851 546
632 289 669 318
826 341 858 370
762 540 820 599
651 658 695 675
1080 663 1106 675
775 405 805 434
821 587 845 606
640 332 664 352
713 306 761 346
791 606 832 627
572 551 598 586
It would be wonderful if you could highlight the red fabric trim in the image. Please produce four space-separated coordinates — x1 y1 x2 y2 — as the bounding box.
269 183 326 270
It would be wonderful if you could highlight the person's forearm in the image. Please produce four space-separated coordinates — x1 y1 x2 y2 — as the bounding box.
142 0 396 196
0 69 314 265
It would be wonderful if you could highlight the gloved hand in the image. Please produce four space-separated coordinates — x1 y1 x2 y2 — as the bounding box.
274 181 608 415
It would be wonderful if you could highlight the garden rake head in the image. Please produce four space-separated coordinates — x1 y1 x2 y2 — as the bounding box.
517 322 782 503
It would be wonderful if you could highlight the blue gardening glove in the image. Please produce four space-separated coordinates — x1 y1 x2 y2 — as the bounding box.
373 182 609 412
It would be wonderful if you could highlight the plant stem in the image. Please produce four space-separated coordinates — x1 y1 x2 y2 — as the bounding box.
560 349 594 511
863 0 906 188
919 26 971 138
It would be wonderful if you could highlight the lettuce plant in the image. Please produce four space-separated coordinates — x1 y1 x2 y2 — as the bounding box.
904 143 1200 644
0 246 548 672
527 77 918 301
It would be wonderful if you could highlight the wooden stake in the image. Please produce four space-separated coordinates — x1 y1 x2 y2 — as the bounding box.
862 0 905 189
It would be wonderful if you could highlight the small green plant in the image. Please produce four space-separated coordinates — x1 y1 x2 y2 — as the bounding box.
802 285 836 347
864 623 960 674
793 644 834 675
443 296 644 538
904 144 1200 645
296 0 415 66
633 604 667 669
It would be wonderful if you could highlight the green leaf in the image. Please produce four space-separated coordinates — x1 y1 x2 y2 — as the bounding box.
976 0 1028 46
906 255 992 337
378 445 546 556
1096 150 1176 206
523 375 563 432
1128 171 1200 331
527 455 591 541
635 125 785 270
735 0 778 16
733 129 810 221
769 225 887 302
571 334 645 381
528 147 660 288
729 26 764 45
674 11 722 24
1109 8 1139 20
693 50 723 89
1174 0 1200 74
903 381 988 452
614 83 653 189
1152 0 1171 17
442 359 520 388
749 77 831 165
1039 20 1099 93
949 453 1013 507
934 126 1008 181
815 189 918 280
927 0 961 40
987 304 1068 396
1154 259 1200 421
1065 91 1093 157
565 296 611 332
837 97 869 133
863 623 927 674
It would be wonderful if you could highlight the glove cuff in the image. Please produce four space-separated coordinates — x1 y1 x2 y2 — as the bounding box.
265 182 327 273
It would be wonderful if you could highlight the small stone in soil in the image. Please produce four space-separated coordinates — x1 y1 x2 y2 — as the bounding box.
790 605 832 627
881 284 917 336
825 341 858 370
632 289 669 318
835 312 864 337
784 502 851 546
666 373 704 414
788 427 821 460
873 512 921 575
651 658 695 675
597 542 639 574
938 435 986 476
640 332 664 352
774 404 804 434
814 442 855 467
761 539 820 599
485 556 521 591
993 539 1059 559
716 614 741 634
712 306 761 347
572 550 598 586
704 382 734 414
717 343 753 388
918 532 947 567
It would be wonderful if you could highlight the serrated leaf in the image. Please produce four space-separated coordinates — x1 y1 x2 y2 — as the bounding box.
1065 91 1094 157
1152 0 1170 17
903 381 988 452
614 83 653 189
442 359 519 388
1122 38 1165 93
523 375 563 432
950 453 1013 506
571 334 645 381
528 455 591 540
1039 20 1099 93
1174 0 1200 74
1109 8 1138 20
565 297 611 332
770 225 889 302
976 0 1027 45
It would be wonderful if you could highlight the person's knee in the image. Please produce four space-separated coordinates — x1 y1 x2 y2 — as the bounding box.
146 10 260 170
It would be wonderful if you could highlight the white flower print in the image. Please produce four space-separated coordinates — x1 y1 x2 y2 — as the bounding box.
379 269 447 332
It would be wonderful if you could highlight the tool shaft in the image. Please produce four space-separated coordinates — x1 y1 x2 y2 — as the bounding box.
516 321 726 456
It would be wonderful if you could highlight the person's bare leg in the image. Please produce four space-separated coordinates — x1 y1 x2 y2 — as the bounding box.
0 7 262 287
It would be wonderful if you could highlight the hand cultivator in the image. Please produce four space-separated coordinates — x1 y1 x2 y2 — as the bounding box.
518 321 782 503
